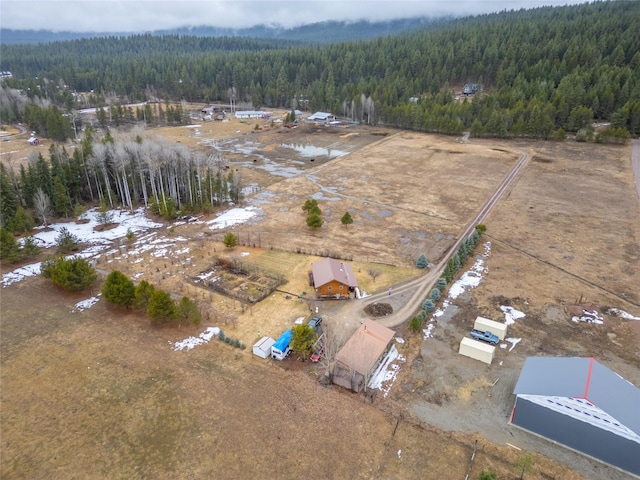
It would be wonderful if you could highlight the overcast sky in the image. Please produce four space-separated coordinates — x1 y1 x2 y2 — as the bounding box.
1 0 586 32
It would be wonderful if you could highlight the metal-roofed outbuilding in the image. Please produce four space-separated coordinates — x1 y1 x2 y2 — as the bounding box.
511 357 640 476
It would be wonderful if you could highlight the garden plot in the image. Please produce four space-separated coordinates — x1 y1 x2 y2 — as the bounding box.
192 258 284 304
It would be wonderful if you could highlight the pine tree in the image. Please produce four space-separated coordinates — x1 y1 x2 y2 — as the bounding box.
306 212 323 229
291 324 317 359
0 228 21 262
341 211 354 228
148 289 176 322
134 280 155 310
41 255 97 291
416 254 428 269
52 176 72 217
102 270 136 308
0 163 17 228
12 206 35 234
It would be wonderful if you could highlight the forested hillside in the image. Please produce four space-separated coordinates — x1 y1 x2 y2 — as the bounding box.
0 17 435 45
1 1 639 137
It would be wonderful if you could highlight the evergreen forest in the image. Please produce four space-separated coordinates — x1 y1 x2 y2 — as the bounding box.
1 2 639 138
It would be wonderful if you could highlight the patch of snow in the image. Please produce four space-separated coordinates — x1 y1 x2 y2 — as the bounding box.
368 344 405 397
2 262 41 287
397 449 402 458
4 207 163 288
447 242 491 299
174 326 220 351
395 337 405 344
500 343 507 349
501 305 526 326
572 310 604 324
422 322 435 340
355 287 370 299
206 206 262 230
72 295 100 312
199 326 220 341
605 308 640 321
294 316 305 324
241 252 250 256
505 337 521 352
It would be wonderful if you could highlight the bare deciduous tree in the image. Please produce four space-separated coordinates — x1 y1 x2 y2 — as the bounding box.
368 269 380 282
33 188 52 226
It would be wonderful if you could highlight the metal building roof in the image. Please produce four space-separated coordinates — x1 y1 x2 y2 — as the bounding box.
514 357 640 438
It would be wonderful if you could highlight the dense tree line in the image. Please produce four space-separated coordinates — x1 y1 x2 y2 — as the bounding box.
0 128 241 230
1 2 639 137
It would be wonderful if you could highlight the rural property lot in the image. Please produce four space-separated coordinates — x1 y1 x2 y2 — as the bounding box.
2 118 640 479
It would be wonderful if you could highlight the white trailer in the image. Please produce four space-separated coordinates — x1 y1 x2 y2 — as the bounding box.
474 316 507 340
252 336 275 359
459 337 496 365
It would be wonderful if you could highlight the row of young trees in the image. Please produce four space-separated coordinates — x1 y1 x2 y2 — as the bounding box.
0 128 242 231
1 2 638 136
410 226 484 332
102 270 201 324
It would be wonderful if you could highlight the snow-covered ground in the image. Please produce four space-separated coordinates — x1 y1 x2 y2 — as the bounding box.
2 205 265 289
206 206 262 229
2 207 162 288
500 305 526 326
173 327 221 351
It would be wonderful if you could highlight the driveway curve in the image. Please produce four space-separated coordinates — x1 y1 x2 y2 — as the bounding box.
331 150 530 330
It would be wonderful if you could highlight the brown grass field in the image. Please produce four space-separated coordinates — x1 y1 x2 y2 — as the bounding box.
2 113 639 479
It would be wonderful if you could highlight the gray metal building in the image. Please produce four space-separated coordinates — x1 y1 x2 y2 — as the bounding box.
511 357 640 476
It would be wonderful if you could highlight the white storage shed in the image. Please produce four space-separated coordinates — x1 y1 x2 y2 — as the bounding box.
459 337 496 365
252 336 275 359
474 316 507 340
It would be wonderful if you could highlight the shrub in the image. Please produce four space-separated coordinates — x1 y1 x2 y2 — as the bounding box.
223 232 238 248
218 330 225 341
410 316 423 332
422 299 435 312
56 227 80 253
430 288 441 301
436 277 448 289
477 471 498 480
22 236 42 258
41 255 97 291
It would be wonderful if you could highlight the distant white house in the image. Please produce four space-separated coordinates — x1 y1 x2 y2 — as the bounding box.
235 110 270 119
27 136 40 146
308 112 335 123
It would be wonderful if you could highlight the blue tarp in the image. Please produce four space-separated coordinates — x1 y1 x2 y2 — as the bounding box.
273 329 293 351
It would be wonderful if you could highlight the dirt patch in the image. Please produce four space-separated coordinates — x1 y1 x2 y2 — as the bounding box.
364 302 393 317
